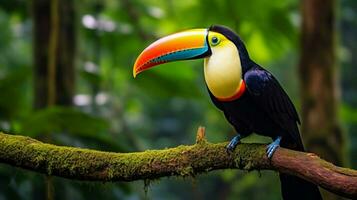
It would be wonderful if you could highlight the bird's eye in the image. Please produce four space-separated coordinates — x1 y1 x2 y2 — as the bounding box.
211 36 220 46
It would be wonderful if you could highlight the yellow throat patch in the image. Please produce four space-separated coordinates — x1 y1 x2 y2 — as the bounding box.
204 32 244 100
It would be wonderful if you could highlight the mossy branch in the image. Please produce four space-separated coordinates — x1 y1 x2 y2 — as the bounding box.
0 128 356 199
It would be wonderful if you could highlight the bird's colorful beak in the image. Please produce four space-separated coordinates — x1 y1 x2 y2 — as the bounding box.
133 29 211 78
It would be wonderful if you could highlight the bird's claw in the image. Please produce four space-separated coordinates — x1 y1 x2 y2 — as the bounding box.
266 143 279 158
226 135 241 153
266 136 282 159
226 142 236 153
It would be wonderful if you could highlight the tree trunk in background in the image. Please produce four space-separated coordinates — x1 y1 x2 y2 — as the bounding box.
32 0 76 199
33 0 75 109
299 0 345 199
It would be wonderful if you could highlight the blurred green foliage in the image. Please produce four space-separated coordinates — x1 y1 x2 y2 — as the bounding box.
0 0 355 199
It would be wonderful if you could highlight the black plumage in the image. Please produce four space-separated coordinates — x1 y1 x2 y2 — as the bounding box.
208 25 322 200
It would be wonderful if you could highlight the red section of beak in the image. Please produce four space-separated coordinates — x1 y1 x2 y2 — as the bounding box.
133 29 207 78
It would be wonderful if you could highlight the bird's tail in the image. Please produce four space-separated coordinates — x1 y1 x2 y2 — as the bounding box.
279 137 322 200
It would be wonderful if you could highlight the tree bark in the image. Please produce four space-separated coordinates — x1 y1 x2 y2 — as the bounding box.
32 0 76 199
299 0 345 199
32 0 75 109
0 130 356 199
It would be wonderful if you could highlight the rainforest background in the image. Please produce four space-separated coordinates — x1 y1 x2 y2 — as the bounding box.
0 0 356 199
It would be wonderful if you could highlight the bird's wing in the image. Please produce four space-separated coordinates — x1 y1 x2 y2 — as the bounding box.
244 67 301 141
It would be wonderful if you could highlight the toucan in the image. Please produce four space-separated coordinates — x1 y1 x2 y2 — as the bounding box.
133 25 322 200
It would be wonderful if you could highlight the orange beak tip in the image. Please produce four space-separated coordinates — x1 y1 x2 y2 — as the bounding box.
133 70 137 78
133 70 139 78
133 62 140 78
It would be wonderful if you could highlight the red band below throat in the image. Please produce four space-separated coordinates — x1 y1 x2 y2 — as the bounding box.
216 80 246 102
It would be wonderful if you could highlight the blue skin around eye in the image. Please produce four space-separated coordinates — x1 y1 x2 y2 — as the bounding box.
152 42 209 63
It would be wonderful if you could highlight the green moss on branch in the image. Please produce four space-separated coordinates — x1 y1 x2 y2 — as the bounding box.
0 131 356 198
0 132 268 181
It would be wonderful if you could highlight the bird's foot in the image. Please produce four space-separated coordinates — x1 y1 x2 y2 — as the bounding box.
266 136 282 159
226 134 241 153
